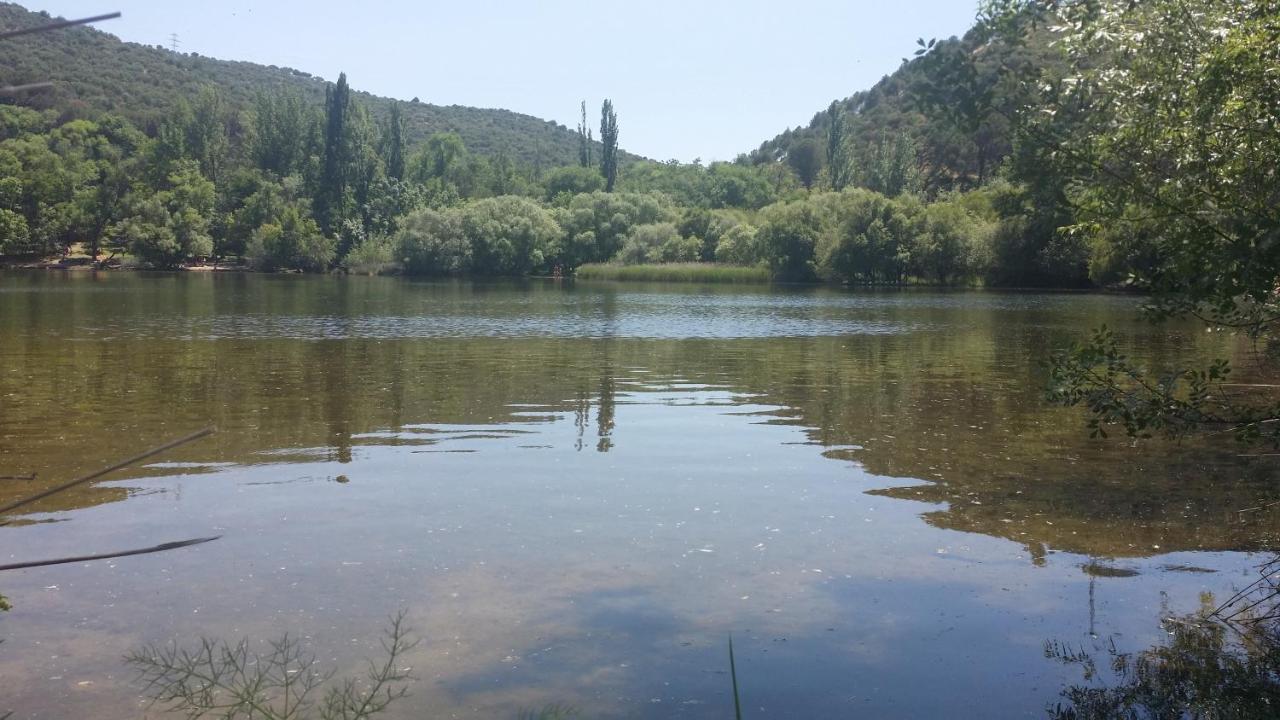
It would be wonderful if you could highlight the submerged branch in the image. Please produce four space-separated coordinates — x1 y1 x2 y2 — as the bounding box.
0 427 214 522
0 536 221 572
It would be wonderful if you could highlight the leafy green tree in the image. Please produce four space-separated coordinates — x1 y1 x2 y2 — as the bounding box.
111 160 216 268
0 207 32 255
250 89 317 179
408 132 471 204
486 152 523 197
0 105 47 141
1004 0 1280 443
706 163 774 210
916 200 991 284
186 86 231 184
552 191 674 268
816 189 921 284
542 165 604 201
396 207 469 276
361 177 425 239
859 132 921 197
73 157 136 262
461 195 561 275
617 222 692 265
907 36 1006 187
224 173 329 262
1 116 145 257
677 207 742 262
757 201 824 281
246 204 334 272
715 223 761 266
599 100 619 193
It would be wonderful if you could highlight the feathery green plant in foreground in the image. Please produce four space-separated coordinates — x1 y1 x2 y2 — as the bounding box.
575 263 770 284
127 613 416 720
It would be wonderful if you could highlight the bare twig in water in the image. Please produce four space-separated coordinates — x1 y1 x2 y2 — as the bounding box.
1236 499 1280 515
0 427 214 522
128 612 417 720
1212 558 1280 624
0 474 36 481
0 536 221 572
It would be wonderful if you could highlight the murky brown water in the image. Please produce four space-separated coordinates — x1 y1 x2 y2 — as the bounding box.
0 272 1275 718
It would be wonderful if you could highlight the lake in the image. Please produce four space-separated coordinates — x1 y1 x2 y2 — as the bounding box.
0 272 1276 718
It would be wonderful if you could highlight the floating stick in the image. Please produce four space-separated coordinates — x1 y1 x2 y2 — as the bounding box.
0 427 215 519
0 536 221 572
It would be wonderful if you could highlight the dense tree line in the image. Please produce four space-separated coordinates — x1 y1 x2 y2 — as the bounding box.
2 0 1262 298
0 82 1028 287
0 73 1097 290
0 75 1014 285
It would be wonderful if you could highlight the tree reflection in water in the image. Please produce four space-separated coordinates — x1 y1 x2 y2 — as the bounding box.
1047 560 1280 719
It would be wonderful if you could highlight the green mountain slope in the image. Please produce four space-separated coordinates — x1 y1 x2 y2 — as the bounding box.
0 3 592 166
747 21 1061 193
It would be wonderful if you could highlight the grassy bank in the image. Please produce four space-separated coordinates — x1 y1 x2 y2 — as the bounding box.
575 263 770 284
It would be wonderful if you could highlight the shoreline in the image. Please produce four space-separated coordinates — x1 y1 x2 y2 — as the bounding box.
1 260 1138 293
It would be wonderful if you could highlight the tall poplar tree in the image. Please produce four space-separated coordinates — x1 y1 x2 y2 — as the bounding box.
826 101 853 191
316 72 352 236
383 102 406 182
599 99 619 193
577 101 592 168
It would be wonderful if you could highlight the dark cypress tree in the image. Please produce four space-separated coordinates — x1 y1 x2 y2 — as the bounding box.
599 99 619 193
787 138 823 190
383 102 406 182
316 72 351 236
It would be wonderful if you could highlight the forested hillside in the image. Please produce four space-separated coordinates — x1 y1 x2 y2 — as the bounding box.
0 3 594 167
747 18 1062 195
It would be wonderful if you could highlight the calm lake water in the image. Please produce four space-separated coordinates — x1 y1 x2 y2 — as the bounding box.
0 272 1276 718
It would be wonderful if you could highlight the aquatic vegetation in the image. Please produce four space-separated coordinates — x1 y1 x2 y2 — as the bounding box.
1047 598 1280 719
517 705 579 720
127 613 416 720
575 262 769 284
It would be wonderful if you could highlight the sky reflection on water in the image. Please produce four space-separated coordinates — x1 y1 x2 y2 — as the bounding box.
0 273 1276 718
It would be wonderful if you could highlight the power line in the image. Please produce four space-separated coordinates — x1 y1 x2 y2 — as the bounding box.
169 32 181 52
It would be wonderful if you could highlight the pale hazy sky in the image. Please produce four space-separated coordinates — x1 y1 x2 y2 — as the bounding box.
22 1 980 162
